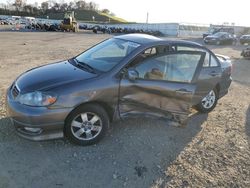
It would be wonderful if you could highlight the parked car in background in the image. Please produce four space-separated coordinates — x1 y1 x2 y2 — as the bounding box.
6 34 232 146
239 35 250 45
241 47 250 58
204 32 236 45
203 26 234 39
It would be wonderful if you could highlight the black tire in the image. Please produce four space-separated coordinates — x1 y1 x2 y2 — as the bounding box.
195 88 218 113
64 104 109 146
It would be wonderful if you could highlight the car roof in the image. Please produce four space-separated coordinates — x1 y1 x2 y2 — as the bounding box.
115 33 163 44
115 33 202 47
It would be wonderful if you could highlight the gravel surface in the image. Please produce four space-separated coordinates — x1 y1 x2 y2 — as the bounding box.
0 31 250 188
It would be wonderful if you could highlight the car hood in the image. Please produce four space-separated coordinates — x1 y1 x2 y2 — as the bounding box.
16 61 97 93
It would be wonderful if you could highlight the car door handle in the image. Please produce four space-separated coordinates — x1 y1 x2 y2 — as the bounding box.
209 71 219 77
175 89 192 94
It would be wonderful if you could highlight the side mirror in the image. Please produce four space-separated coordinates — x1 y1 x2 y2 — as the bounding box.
127 68 139 81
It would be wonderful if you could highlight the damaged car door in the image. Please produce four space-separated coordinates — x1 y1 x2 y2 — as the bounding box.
118 49 205 124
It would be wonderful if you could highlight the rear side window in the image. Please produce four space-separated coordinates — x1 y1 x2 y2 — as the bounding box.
175 45 218 67
144 47 157 55
203 54 219 67
203 52 210 67
210 55 219 67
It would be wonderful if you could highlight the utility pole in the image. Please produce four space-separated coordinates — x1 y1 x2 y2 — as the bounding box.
146 12 149 24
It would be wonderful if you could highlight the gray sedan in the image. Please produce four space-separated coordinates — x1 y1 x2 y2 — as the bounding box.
6 34 232 145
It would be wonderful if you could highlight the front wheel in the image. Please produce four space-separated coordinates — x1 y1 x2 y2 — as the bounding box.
195 89 218 113
64 104 109 146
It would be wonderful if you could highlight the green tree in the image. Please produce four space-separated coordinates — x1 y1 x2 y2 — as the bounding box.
41 1 49 12
76 0 86 10
60 3 68 11
68 1 75 10
23 4 32 13
101 9 110 14
13 0 25 11
51 2 60 11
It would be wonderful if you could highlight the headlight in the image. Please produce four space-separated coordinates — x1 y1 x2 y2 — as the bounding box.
17 91 57 107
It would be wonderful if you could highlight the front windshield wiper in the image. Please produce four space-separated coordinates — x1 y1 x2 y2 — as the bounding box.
74 58 97 74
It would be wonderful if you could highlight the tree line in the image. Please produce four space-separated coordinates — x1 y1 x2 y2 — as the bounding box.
0 0 114 16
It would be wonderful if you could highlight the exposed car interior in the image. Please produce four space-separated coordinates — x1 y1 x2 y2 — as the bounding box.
129 45 202 83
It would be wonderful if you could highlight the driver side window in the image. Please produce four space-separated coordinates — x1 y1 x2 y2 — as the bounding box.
134 53 202 83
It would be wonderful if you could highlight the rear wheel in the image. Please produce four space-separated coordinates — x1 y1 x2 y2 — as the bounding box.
64 104 109 146
195 89 218 113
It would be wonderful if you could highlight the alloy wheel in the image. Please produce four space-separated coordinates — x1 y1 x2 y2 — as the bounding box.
201 90 216 109
71 112 102 141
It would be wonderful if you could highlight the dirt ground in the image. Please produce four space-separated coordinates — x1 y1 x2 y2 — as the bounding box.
0 31 250 188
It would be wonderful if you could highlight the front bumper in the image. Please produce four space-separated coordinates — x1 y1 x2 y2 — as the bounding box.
6 88 73 141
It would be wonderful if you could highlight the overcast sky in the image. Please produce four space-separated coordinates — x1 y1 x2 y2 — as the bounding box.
1 0 249 26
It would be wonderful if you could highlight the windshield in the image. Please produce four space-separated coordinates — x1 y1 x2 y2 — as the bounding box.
75 38 141 72
208 28 216 33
